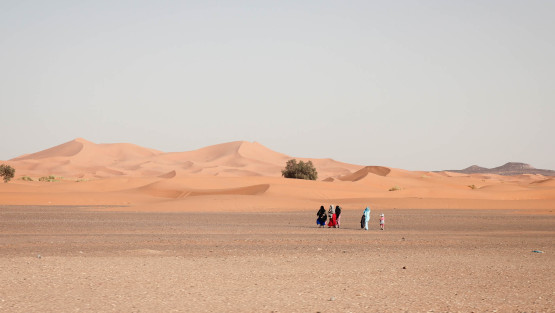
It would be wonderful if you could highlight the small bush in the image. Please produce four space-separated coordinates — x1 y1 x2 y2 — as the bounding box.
281 159 318 180
39 175 56 182
21 176 33 181
389 186 401 191
0 164 15 183
468 184 476 190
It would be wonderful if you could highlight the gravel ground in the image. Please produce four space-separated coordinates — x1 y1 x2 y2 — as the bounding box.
0 206 553 312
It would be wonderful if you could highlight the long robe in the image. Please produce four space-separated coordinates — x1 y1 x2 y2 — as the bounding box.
316 207 327 226
363 207 371 230
328 213 337 227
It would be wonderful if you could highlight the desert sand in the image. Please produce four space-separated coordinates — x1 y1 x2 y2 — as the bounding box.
1 139 554 312
2 138 555 213
1 206 553 312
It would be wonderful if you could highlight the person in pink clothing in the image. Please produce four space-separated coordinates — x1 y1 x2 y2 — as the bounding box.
379 213 385 230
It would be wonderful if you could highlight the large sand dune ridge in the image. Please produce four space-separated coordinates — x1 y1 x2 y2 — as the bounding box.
1 138 554 213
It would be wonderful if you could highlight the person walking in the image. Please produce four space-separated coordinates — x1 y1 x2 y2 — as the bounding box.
380 213 385 230
316 205 327 227
328 205 337 228
363 207 370 230
335 205 342 228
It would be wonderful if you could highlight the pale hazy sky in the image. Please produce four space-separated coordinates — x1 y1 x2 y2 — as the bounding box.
1 1 553 171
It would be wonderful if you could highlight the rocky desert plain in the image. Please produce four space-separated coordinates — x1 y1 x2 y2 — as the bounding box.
1 138 554 312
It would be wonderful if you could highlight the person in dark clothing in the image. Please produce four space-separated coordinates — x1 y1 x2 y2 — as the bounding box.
316 205 327 227
335 205 342 228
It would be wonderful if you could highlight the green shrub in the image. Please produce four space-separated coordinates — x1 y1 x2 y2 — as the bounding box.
21 176 33 181
281 159 318 180
39 175 56 182
389 186 401 191
0 164 15 183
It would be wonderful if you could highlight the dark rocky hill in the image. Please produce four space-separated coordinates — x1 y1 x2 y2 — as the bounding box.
445 162 555 176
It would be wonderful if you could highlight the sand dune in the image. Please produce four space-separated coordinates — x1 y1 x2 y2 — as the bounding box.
531 178 555 186
338 166 391 181
9 138 161 178
8 139 361 179
12 139 85 160
1 138 554 213
136 177 270 199
158 170 177 179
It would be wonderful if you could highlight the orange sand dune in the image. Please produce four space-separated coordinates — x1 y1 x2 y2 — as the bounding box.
530 178 555 186
2 138 555 213
338 166 391 181
135 177 270 199
8 139 361 179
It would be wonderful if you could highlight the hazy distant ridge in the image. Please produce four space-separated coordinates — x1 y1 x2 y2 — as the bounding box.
446 162 555 176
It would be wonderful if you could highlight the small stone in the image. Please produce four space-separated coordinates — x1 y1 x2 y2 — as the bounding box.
402 266 406 269
329 297 336 301
37 254 41 259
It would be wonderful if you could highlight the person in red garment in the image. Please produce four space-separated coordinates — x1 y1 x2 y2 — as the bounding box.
328 205 337 228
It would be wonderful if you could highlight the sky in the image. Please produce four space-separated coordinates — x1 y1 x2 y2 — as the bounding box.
1 0 554 171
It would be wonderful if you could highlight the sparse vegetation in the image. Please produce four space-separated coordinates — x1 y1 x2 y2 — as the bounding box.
21 176 33 181
281 159 318 180
389 186 401 191
468 184 477 190
39 175 57 182
0 164 15 183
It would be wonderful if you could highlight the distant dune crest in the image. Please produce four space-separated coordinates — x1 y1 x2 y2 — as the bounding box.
6 138 363 179
12 139 85 160
6 139 554 179
338 166 391 182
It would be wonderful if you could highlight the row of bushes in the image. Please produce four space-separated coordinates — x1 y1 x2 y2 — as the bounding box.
0 164 64 183
19 175 58 182
39 175 57 182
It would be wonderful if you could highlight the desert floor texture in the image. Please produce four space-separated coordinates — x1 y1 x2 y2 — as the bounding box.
1 206 553 313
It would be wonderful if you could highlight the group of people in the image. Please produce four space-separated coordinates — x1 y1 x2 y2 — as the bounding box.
317 205 385 230
317 205 342 228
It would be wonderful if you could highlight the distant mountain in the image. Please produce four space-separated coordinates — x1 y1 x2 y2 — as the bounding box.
446 162 555 176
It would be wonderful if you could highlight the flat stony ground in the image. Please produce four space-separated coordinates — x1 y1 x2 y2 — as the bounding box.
0 206 553 313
